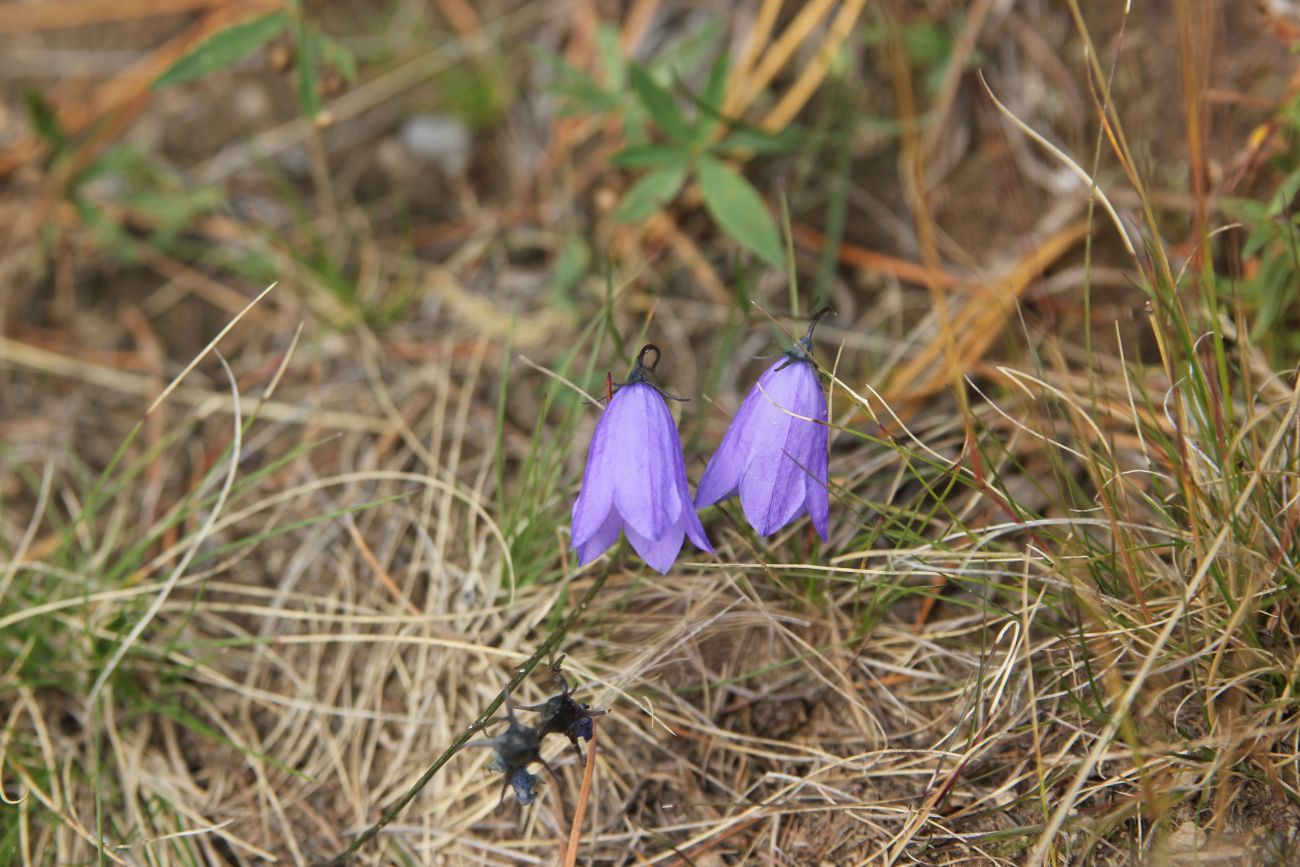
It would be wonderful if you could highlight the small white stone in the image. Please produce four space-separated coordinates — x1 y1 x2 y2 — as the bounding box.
400 115 471 175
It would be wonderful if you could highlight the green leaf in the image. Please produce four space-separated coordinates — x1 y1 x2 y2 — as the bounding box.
715 124 803 156
629 63 692 144
23 88 63 148
535 49 616 114
295 17 322 120
594 23 624 91
650 19 721 83
702 53 730 111
904 21 953 67
614 160 688 222
154 11 287 89
697 155 782 268
695 53 730 140
124 186 225 247
73 196 134 263
316 32 357 83
610 145 686 168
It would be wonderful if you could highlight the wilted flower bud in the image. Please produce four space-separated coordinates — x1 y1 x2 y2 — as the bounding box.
696 310 832 540
506 767 539 806
521 663 606 765
466 686 548 807
571 345 713 573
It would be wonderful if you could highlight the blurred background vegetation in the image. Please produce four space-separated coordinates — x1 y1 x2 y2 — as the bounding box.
3 1 1300 864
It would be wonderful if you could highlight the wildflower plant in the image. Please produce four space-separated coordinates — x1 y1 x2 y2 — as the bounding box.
696 309 832 540
571 344 713 573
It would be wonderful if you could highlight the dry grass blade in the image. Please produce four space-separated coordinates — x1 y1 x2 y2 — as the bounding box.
790 222 976 291
758 0 868 132
728 0 835 116
885 221 1090 404
0 0 239 32
561 729 597 867
147 281 276 415
979 70 1136 257
88 350 243 704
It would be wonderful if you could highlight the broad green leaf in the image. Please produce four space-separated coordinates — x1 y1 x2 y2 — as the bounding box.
697 155 783 268
440 66 506 129
154 11 287 89
1273 165 1300 213
614 161 687 222
610 145 686 168
629 63 692 144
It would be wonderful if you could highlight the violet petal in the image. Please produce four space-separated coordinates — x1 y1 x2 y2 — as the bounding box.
571 407 618 547
611 384 683 540
737 363 813 535
683 506 713 553
803 387 830 541
575 508 624 566
625 521 686 574
694 380 763 508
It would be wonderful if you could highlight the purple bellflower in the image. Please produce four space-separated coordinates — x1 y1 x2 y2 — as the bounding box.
571 345 712 573
695 310 832 540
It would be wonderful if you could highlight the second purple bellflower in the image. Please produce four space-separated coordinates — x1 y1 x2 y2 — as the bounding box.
695 310 832 540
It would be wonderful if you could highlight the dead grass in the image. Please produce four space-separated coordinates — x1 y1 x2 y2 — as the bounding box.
4 1 1300 865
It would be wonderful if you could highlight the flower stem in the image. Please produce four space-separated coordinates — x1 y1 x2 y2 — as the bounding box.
799 306 836 350
626 344 660 383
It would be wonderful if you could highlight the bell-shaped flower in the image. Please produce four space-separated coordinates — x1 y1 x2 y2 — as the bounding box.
571 345 712 573
695 311 831 540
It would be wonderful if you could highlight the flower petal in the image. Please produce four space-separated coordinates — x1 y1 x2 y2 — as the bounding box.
625 521 685 574
571 405 619 547
736 361 821 535
575 508 623 566
658 396 713 556
611 384 683 539
683 507 713 553
739 437 806 535
803 385 830 541
694 379 764 507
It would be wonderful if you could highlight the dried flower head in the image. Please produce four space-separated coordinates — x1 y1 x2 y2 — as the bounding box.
571 344 713 573
465 686 548 807
521 660 606 765
695 310 832 539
